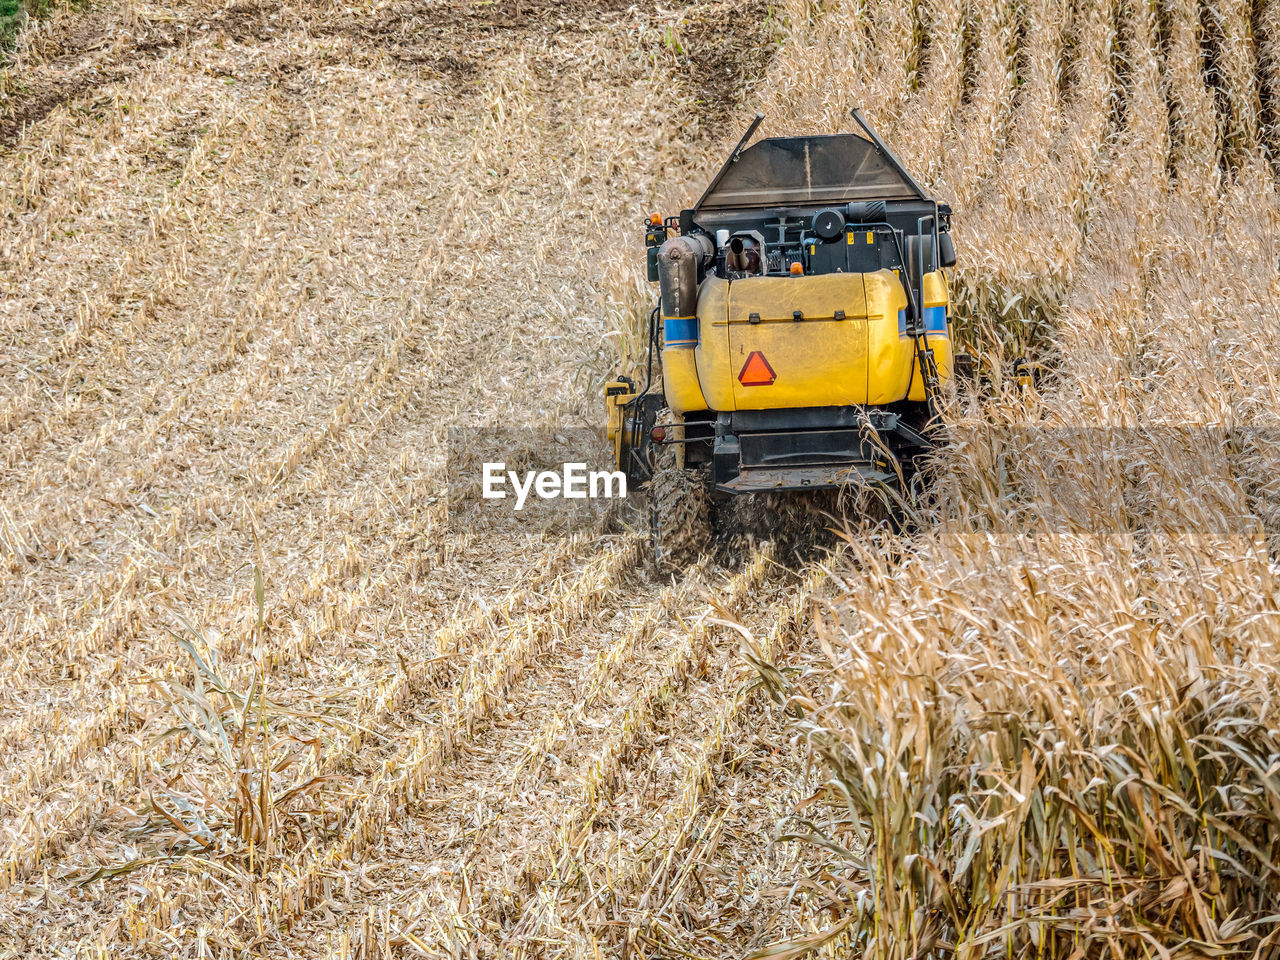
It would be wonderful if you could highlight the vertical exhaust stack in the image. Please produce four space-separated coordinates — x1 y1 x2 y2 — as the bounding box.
657 234 714 320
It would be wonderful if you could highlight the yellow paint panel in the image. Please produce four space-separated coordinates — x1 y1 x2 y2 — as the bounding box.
864 269 913 403
679 270 940 413
723 274 870 409
692 277 734 412
662 343 707 414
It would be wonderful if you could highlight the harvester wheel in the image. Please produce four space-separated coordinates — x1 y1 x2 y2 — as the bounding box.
648 439 712 573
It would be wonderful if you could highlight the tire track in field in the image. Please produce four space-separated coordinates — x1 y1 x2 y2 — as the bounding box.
0 178 502 887
60 536 648 944
0 91 495 875
298 551 782 956
0 49 462 579
569 570 822 958
0 87 280 449
0 48 486 695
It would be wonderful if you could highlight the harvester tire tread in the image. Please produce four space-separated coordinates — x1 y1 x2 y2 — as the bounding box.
648 439 712 573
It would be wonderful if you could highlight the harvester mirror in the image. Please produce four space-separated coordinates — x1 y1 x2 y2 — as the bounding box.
939 231 957 268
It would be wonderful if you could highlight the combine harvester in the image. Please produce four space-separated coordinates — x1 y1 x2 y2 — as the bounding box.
607 110 962 568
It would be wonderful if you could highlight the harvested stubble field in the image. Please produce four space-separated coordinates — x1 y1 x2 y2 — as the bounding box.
2 0 1280 957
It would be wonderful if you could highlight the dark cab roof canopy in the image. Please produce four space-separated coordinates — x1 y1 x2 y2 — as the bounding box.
695 132 926 212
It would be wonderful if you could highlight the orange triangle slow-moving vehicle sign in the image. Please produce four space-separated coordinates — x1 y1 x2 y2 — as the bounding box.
737 350 777 387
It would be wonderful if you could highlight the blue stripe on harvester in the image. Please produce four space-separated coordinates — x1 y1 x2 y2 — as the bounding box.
900 307 949 338
664 315 698 346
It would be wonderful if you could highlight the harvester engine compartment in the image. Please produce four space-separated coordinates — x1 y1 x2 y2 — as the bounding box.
675 198 953 285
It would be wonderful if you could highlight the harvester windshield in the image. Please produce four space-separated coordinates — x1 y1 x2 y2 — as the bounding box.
695 133 924 211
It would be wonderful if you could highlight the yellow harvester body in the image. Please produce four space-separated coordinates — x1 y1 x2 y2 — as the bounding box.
661 269 952 415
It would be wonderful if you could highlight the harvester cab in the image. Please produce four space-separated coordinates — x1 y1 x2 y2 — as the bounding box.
606 110 959 569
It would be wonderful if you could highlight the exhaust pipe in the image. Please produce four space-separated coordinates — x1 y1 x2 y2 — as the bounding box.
657 234 714 319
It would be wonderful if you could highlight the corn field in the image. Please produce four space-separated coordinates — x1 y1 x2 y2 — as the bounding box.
0 0 1276 956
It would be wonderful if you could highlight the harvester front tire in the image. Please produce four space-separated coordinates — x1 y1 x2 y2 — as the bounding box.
648 443 712 573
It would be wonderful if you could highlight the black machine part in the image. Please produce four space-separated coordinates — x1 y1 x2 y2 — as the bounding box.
726 233 765 274
938 230 957 268
692 107 928 214
656 233 715 319
693 132 924 211
812 207 846 241
845 199 887 223
617 390 663 487
699 405 933 494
